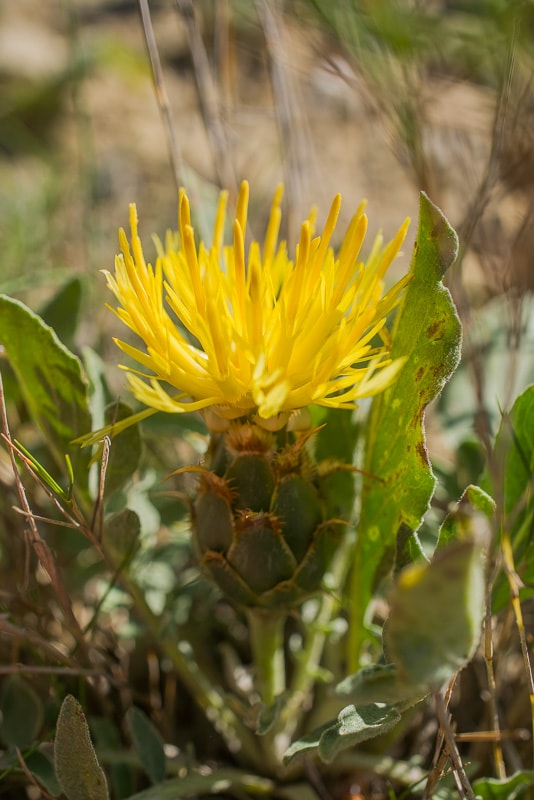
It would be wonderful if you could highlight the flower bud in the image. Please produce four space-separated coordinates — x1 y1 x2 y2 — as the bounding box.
192 422 341 610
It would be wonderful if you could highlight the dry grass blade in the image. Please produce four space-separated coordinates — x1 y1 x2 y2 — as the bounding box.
0 664 113 679
0 371 89 661
453 29 517 315
424 677 457 799
433 689 477 800
501 532 534 766
255 0 311 241
138 0 185 192
484 568 506 778
175 0 237 197
0 617 76 668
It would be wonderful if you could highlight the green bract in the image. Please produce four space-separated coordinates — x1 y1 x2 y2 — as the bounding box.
192 423 341 610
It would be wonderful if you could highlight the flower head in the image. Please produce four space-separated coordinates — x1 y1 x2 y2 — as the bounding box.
104 182 410 425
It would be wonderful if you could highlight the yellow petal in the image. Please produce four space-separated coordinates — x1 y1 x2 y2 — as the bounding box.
106 186 410 423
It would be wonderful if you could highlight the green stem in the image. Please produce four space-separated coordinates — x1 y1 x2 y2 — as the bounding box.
246 608 286 708
347 544 366 673
277 529 354 741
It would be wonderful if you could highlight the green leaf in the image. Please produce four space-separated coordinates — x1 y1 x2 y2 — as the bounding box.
383 540 485 689
487 385 534 610
102 402 142 499
335 663 427 706
349 193 461 666
0 295 91 486
472 771 534 800
25 750 62 797
0 675 44 748
39 277 83 352
54 695 109 800
126 707 166 785
497 385 534 517
283 702 401 766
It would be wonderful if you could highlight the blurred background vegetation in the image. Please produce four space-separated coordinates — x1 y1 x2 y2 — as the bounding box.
2 0 534 421
1 1 533 798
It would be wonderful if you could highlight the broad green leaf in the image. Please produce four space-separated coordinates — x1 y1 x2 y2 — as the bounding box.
0 295 91 486
349 193 461 666
39 277 82 352
283 702 401 766
127 768 274 799
383 540 485 689
472 771 534 800
54 695 109 800
126 707 166 785
25 750 62 797
335 663 427 706
0 675 44 748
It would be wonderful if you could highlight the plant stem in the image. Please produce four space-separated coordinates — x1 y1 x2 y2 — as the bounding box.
246 608 287 708
279 530 353 741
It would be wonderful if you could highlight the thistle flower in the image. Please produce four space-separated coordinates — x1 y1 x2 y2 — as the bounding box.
104 184 411 610
104 182 410 428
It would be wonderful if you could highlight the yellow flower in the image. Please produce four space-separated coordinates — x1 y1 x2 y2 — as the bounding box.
104 182 410 425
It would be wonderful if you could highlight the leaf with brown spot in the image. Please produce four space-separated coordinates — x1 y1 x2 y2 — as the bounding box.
348 193 462 666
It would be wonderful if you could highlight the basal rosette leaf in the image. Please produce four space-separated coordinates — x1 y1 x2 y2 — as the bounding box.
349 193 461 666
283 702 402 766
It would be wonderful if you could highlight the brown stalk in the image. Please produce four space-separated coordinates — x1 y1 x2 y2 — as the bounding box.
174 0 237 197
255 0 311 241
433 689 477 800
0 372 90 663
138 0 185 192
